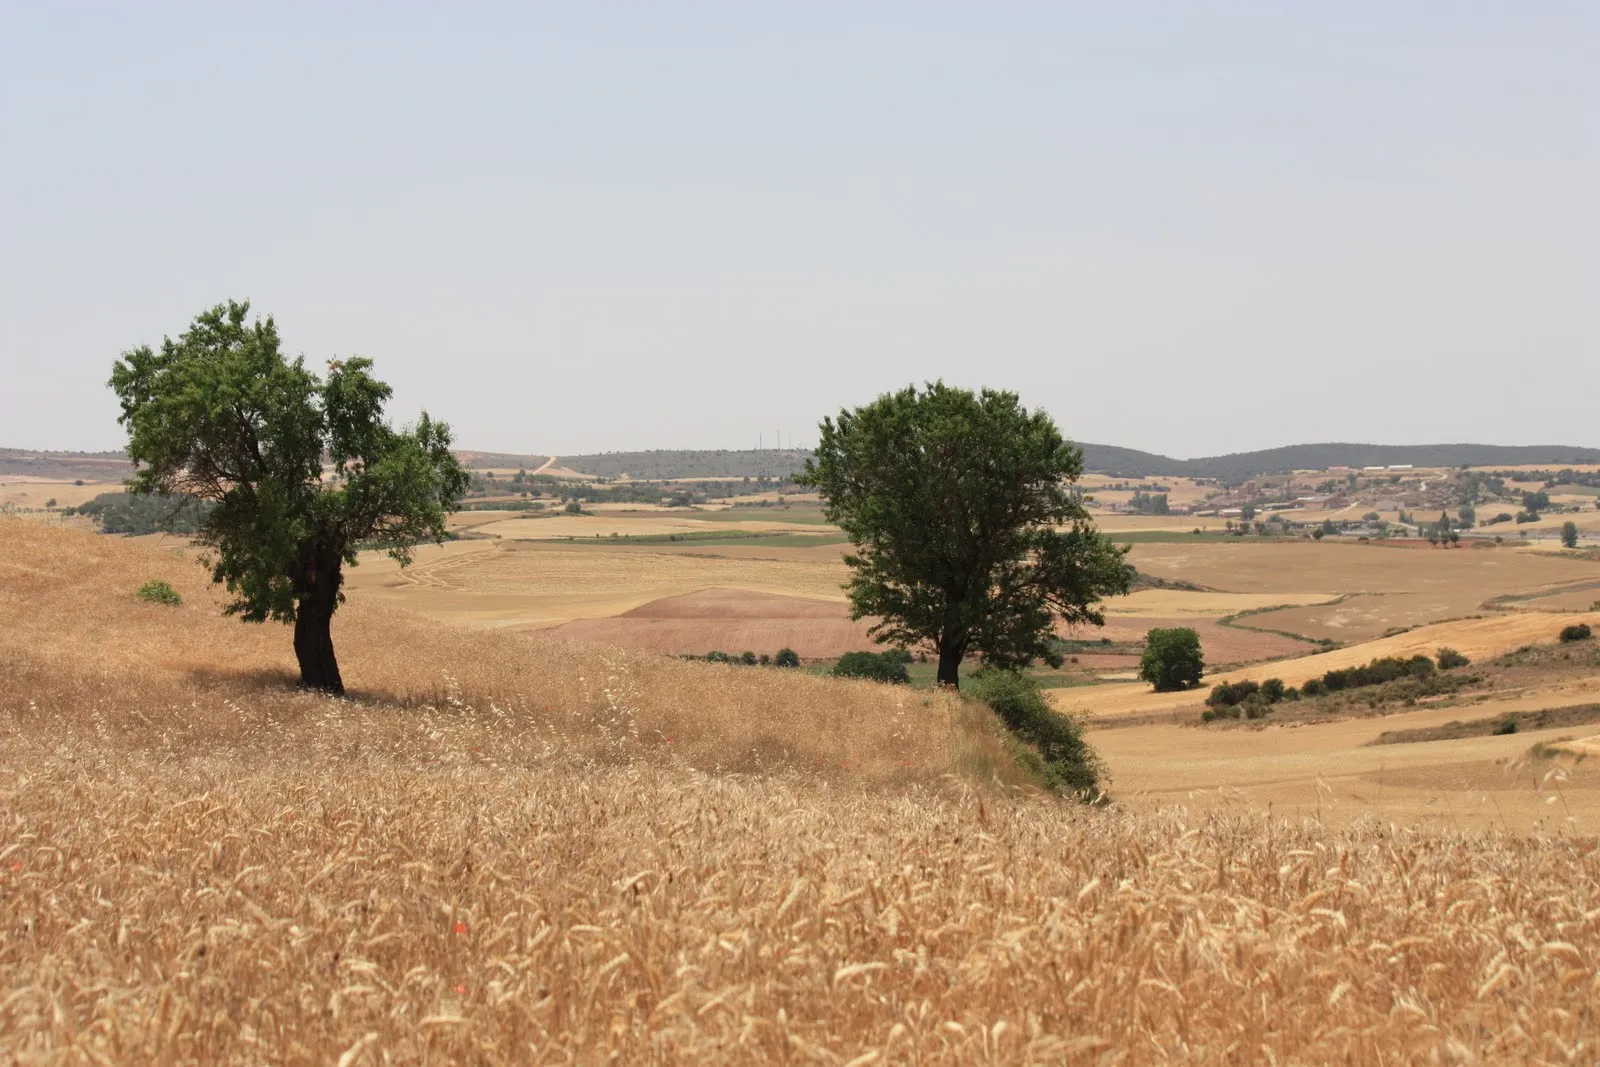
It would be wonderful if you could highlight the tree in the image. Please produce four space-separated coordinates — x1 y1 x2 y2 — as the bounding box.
1140 627 1204 692
1240 503 1257 521
109 300 468 694
1523 490 1551 514
774 647 801 668
832 651 911 684
797 382 1134 687
1561 521 1579 549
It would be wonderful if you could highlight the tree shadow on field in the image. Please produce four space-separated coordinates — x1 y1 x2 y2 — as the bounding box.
181 665 306 696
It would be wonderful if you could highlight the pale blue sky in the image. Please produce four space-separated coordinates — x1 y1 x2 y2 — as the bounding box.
2 3 1595 456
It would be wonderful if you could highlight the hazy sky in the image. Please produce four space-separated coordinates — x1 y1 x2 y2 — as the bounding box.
2 3 1595 457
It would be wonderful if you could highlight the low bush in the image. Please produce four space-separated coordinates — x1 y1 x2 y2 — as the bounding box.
136 580 182 606
774 648 800 668
1559 623 1593 643
832 651 911 685
1436 647 1471 670
969 671 1103 799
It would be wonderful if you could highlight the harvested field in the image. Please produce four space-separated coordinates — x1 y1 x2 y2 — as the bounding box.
1129 540 1600 641
552 589 878 659
343 540 853 627
7 519 1600 1062
1372 704 1600 746
1083 616 1312 666
1092 699 1600 830
1056 612 1600 724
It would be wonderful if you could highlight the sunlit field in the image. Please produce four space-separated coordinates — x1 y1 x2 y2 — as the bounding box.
5 519 1600 1062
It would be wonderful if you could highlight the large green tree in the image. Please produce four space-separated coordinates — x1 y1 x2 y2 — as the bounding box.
797 382 1134 687
110 300 469 694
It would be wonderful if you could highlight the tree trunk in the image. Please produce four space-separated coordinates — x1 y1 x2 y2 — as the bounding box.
936 640 964 689
293 539 345 695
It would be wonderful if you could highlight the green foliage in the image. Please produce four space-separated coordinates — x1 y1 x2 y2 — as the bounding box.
1522 490 1551 513
1561 521 1579 549
108 300 469 694
969 670 1103 799
1362 511 1381 522
1559 623 1593 643
1436 647 1471 670
774 648 801 668
136 579 182 606
563 500 584 514
1127 490 1169 515
70 491 213 535
831 651 912 685
1493 717 1518 736
1319 655 1434 691
797 382 1133 687
1139 627 1204 692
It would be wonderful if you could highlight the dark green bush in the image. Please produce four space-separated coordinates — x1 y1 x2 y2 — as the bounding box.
1436 647 1471 670
970 671 1103 798
1559 623 1593 643
831 651 911 684
1260 678 1286 703
703 650 732 663
136 580 182 606
774 648 801 668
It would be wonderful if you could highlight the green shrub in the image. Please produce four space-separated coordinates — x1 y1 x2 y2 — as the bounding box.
969 671 1103 798
1301 677 1325 697
774 648 801 668
1559 623 1593 643
136 580 182 606
832 651 911 684
703 650 732 663
1436 647 1471 670
1493 717 1518 736
1139 627 1204 692
1260 677 1286 703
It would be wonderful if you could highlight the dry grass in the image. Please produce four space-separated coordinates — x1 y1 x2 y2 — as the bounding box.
6 520 1600 1063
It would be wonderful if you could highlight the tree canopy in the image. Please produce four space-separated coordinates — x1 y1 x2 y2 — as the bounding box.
797 382 1134 687
110 300 468 693
1139 627 1205 692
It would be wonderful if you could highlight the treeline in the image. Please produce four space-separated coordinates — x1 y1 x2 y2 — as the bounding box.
66 492 212 535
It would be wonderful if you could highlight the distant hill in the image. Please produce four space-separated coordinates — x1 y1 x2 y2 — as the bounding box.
0 449 134 483
559 449 811 481
8 442 1598 486
1074 442 1600 481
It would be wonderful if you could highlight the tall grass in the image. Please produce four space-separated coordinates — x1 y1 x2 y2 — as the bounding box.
4 519 1599 1063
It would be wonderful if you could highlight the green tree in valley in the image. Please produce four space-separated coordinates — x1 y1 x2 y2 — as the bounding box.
1139 627 1205 692
109 300 469 694
797 382 1134 687
1562 521 1580 549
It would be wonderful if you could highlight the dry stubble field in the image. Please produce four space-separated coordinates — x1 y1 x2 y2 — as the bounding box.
7 522 1600 1062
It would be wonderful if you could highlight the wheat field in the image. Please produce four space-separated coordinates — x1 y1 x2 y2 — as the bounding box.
4 519 1600 1063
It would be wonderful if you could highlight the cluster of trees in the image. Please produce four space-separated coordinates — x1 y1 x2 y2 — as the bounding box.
1126 490 1170 515
1202 677 1295 720
68 491 213 535
1300 653 1450 697
831 649 914 684
684 648 802 668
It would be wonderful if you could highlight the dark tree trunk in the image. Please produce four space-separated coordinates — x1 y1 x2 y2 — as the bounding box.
936 638 964 689
293 538 345 695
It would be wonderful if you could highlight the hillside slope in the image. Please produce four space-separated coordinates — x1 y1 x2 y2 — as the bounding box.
3 520 1599 1062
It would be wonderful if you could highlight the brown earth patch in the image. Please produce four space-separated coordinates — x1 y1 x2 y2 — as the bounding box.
555 588 878 659
1085 616 1310 666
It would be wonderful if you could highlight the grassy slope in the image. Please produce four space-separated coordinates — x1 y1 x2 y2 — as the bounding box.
4 519 1600 1063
